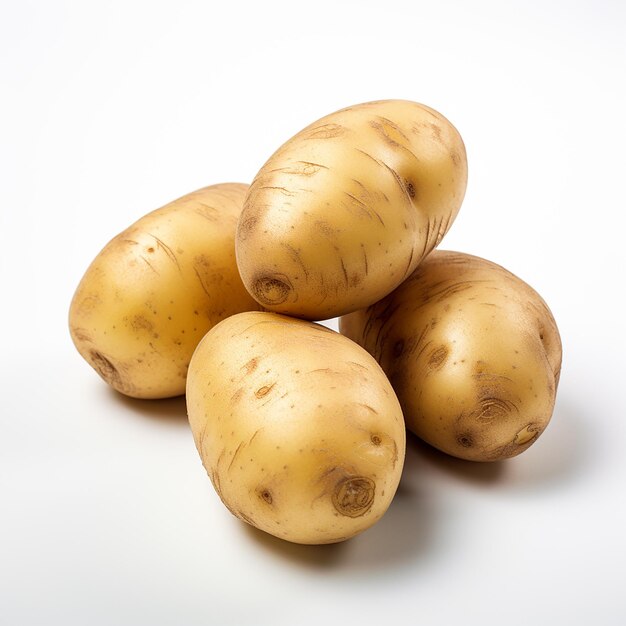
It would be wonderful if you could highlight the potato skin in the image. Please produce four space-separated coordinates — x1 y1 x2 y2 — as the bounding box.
236 99 467 320
69 184 262 399
186 311 406 544
340 251 562 461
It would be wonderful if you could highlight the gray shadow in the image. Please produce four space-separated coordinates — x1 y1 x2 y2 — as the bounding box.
106 387 189 426
243 439 436 573
243 524 349 569
409 432 507 485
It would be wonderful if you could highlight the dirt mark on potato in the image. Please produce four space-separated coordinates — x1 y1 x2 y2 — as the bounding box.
89 350 130 394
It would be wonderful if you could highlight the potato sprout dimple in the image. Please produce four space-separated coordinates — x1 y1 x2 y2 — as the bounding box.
252 275 292 305
258 488 273 505
332 477 376 518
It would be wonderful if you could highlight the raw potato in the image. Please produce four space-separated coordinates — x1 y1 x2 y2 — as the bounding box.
69 184 261 399
340 251 562 461
236 99 467 320
186 311 406 544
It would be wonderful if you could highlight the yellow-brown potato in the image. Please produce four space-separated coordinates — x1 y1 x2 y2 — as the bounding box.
69 184 262 399
340 251 562 461
236 99 467 320
186 311 406 544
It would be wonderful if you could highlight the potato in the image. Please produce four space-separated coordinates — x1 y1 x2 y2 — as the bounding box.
340 251 562 461
69 184 261 399
236 99 467 320
186 311 406 544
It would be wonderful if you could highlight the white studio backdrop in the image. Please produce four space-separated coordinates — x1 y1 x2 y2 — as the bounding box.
1 1 625 625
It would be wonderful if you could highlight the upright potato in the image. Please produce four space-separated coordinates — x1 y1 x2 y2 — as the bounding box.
237 99 467 320
186 311 406 544
69 184 261 399
340 251 562 461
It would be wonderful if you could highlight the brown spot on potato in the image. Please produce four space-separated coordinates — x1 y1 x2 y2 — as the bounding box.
89 350 123 389
457 433 474 448
71 327 92 342
252 274 292 305
255 383 275 398
258 488 273 505
332 477 375 517
405 180 416 198
242 357 259 375
428 345 448 370
131 315 153 332
370 434 382 446
450 151 462 166
238 216 258 240
230 387 244 404
429 123 443 142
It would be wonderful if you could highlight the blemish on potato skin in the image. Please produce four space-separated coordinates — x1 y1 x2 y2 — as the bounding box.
242 357 259 375
474 396 517 422
514 423 540 445
71 327 92 342
258 488 273 505
255 383 275 398
230 387 244 404
428 345 448 370
332 477 376 518
252 274 292 305
486 423 543 460
237 216 259 241
89 350 131 394
130 315 153 332
457 433 474 448
357 403 379 415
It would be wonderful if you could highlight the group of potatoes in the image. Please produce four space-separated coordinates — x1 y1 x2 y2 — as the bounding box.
70 100 562 545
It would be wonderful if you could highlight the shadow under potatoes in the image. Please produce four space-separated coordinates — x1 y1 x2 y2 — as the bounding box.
106 387 189 426
409 431 508 485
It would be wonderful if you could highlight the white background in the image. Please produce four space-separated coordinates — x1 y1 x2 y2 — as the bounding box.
2 1 625 624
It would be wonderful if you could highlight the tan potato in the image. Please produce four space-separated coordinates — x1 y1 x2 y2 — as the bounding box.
340 251 562 461
186 311 406 544
69 184 262 399
236 99 467 320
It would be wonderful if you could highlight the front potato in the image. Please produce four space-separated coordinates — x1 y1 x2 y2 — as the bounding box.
340 251 562 461
186 311 406 544
236 99 467 320
69 184 261 399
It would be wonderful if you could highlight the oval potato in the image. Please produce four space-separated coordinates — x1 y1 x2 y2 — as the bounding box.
69 183 262 399
186 311 406 544
340 250 562 461
236 99 467 320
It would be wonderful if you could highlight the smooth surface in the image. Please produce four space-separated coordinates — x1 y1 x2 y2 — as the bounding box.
1 1 625 625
